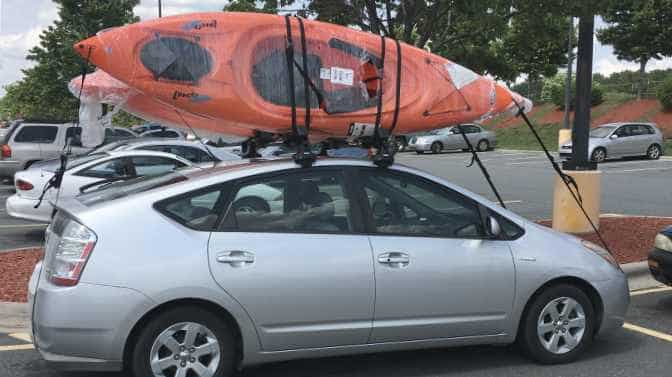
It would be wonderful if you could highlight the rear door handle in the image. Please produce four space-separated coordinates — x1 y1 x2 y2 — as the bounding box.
217 251 255 267
377 252 410 267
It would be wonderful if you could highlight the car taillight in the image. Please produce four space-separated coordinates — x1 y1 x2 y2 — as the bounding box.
45 217 97 286
15 179 33 191
1 144 10 158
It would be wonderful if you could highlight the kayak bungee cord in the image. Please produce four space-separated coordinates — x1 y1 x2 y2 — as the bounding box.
173 109 219 165
455 125 507 209
513 101 614 256
35 46 93 213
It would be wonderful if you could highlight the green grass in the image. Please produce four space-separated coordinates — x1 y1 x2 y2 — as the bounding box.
665 138 672 153
495 123 561 151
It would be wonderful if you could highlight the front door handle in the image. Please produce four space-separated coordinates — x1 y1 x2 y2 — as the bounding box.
377 252 410 267
217 250 255 267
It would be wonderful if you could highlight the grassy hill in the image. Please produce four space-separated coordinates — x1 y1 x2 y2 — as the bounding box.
485 96 672 152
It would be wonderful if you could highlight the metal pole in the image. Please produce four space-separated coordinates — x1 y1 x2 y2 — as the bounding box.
562 17 573 130
564 14 596 171
158 0 162 18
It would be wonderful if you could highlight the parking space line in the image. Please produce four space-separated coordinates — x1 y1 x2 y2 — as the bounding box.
623 322 672 343
9 333 32 343
0 344 34 352
630 286 672 296
604 167 672 174
0 224 48 228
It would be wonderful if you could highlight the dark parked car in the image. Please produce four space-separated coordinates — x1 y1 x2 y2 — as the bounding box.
649 226 672 286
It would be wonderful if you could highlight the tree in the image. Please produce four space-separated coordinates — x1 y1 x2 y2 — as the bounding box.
1 0 139 120
598 0 672 99
223 0 292 14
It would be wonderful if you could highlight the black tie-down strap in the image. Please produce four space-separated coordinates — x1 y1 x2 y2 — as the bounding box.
456 126 507 209
371 37 402 168
284 15 316 168
513 101 614 256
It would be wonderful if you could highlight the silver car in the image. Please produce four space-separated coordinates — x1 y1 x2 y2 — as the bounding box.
408 124 496 154
560 122 664 163
0 122 91 179
29 158 628 376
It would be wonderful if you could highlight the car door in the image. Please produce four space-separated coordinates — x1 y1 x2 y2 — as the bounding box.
354 168 515 342
439 127 462 149
627 124 653 156
607 126 632 157
207 168 375 351
466 125 484 144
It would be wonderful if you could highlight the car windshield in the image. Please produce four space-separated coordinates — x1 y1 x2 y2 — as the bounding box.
87 141 128 154
77 170 191 206
590 126 616 138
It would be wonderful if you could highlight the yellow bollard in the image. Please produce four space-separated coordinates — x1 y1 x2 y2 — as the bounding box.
552 169 601 234
558 129 572 149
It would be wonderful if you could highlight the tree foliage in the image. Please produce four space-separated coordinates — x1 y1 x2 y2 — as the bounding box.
542 73 604 109
657 76 672 111
1 0 138 121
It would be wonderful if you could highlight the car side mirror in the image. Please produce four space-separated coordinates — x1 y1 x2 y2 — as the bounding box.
610 134 618 139
486 216 502 238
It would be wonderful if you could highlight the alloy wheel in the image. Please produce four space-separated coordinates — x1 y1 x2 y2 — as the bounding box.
591 149 606 163
647 145 661 159
536 297 586 355
150 322 221 377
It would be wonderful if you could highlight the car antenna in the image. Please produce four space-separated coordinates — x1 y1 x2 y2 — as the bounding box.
512 100 615 256
173 109 218 167
35 45 93 213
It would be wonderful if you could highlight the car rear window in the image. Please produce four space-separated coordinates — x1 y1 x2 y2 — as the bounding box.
77 171 190 206
13 125 58 143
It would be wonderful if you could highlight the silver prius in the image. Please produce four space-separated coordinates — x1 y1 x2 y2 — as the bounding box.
29 158 629 376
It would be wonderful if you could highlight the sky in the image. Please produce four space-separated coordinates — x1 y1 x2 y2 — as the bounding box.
1 0 672 96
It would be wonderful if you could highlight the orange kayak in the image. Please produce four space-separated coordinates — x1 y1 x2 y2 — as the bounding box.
75 12 531 139
69 70 254 137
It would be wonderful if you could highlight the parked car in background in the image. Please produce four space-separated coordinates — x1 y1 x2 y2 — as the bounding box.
407 124 496 154
649 226 672 287
28 158 628 376
6 150 191 222
140 127 186 139
103 127 138 144
0 121 91 179
30 139 240 172
131 123 163 134
560 123 664 163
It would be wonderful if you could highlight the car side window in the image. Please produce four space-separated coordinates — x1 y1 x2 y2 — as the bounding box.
360 170 485 238
161 188 225 231
77 158 129 179
220 171 353 234
130 156 185 176
13 126 58 143
614 126 630 137
487 209 525 240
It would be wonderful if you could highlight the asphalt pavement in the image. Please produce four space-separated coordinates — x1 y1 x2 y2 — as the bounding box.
1 288 670 377
0 181 46 251
396 149 672 220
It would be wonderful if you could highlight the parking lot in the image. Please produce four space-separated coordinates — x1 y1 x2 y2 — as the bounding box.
0 287 670 377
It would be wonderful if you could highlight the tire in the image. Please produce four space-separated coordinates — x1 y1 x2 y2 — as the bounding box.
430 142 442 154
476 139 490 152
517 284 595 364
646 144 662 160
129 306 236 377
590 148 607 163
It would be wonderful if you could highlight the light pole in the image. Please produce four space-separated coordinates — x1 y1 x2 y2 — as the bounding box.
562 17 574 130
158 0 162 18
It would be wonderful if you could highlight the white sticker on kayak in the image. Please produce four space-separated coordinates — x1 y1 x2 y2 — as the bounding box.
444 62 479 90
320 67 354 86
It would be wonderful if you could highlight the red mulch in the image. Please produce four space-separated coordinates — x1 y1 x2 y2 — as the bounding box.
650 110 672 137
538 216 672 264
592 99 659 125
1 216 670 303
0 248 44 303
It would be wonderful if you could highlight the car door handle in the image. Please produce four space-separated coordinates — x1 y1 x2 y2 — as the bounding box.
216 251 255 266
377 252 410 267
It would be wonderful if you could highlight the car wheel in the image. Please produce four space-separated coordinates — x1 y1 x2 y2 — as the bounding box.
518 284 595 364
646 144 662 160
130 306 236 377
590 148 606 163
430 142 442 154
476 139 490 152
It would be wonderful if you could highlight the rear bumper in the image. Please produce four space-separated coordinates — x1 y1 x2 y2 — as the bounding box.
31 277 155 372
5 194 52 222
648 248 672 286
0 160 21 178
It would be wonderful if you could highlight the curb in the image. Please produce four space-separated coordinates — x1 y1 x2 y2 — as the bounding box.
0 262 663 333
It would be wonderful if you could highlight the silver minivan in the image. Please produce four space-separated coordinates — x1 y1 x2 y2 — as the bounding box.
0 122 91 178
29 158 629 376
